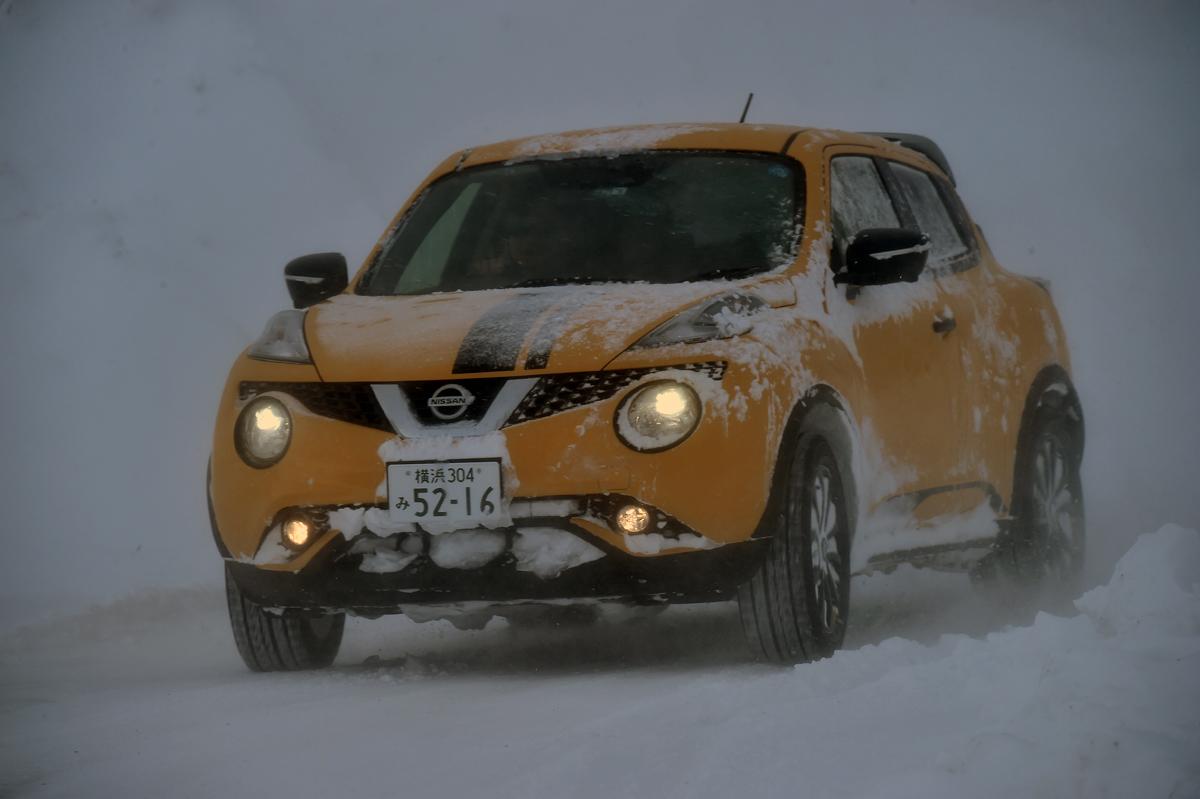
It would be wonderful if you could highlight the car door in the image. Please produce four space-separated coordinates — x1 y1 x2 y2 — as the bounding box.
876 158 997 521
827 153 971 511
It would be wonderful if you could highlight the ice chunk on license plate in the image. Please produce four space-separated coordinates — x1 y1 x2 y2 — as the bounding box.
386 459 503 525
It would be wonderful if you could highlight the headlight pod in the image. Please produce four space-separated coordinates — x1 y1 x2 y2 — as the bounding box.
616 381 701 452
248 309 311 363
235 397 292 468
632 292 766 349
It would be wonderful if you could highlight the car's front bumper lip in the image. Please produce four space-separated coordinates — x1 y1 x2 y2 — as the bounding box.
241 493 723 569
226 534 767 613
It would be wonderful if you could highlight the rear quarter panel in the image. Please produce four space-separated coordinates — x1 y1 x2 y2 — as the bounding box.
953 244 1074 509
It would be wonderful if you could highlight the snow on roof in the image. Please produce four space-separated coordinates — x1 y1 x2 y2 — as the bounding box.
459 122 808 168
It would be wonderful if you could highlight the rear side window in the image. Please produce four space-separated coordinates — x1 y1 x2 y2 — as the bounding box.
888 162 967 265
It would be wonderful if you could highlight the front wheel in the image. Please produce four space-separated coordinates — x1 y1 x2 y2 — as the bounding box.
225 565 345 672
738 436 852 664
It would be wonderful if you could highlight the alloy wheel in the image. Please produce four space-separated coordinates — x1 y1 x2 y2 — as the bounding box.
1029 429 1084 580
803 454 846 637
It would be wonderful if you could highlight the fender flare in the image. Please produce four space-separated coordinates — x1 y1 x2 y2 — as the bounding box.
1015 365 1085 465
1009 365 1084 515
207 457 232 559
753 385 860 546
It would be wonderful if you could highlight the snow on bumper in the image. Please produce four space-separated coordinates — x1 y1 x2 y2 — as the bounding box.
225 531 765 612
238 496 721 576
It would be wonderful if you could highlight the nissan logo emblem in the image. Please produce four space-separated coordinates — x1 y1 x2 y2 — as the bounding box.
427 383 476 421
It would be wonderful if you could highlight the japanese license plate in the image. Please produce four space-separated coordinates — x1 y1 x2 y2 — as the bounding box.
386 459 503 525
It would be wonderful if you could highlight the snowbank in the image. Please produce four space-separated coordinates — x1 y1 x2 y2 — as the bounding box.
1076 523 1200 638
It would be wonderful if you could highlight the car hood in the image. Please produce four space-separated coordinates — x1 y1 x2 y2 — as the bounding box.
303 283 733 382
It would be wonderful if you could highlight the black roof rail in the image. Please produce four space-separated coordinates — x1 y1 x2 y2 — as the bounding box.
860 132 955 186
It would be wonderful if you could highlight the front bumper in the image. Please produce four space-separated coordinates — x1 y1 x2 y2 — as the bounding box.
227 533 766 613
210 354 786 564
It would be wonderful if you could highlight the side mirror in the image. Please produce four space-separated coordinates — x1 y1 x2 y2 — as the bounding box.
284 252 348 308
834 228 930 287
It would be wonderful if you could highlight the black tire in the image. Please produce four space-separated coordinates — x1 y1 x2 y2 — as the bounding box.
225 564 345 672
738 436 852 664
1000 403 1086 602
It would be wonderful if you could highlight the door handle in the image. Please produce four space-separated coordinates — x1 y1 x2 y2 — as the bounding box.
932 314 957 335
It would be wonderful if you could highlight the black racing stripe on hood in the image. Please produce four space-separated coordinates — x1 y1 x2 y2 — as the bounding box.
452 293 558 374
523 292 594 370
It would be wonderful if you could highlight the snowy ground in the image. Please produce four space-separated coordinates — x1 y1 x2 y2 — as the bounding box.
3 525 1197 799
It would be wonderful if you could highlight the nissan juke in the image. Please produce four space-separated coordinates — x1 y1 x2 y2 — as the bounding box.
209 123 1085 670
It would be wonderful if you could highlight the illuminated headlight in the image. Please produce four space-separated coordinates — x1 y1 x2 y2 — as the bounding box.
616 381 701 452
235 397 292 468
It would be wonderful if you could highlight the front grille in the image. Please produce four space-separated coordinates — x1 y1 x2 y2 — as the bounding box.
239 382 392 432
241 362 725 433
399 378 508 426
505 361 726 426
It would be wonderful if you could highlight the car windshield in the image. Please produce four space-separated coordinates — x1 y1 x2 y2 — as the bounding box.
357 152 802 295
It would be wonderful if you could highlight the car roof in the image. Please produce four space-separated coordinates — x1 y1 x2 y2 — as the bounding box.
452 123 946 178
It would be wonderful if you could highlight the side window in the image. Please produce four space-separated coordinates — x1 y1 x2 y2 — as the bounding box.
887 162 968 266
829 156 900 267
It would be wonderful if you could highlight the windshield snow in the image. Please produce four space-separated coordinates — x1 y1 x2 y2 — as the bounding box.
357 152 802 295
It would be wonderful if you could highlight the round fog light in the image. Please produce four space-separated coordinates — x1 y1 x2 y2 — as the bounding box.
615 504 651 534
282 517 312 549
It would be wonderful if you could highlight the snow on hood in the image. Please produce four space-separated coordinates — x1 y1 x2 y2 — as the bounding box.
304 282 733 381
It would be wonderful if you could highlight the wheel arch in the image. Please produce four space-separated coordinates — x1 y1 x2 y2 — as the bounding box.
207 456 232 559
755 384 860 546
991 363 1088 589
1012 364 1085 507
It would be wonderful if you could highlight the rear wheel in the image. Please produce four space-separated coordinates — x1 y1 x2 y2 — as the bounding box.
1008 409 1086 592
738 436 851 664
982 402 1085 608
225 564 345 671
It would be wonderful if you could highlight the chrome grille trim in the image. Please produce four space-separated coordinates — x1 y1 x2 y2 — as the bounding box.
372 378 538 438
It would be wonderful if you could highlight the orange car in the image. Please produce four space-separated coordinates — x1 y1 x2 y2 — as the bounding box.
209 124 1084 669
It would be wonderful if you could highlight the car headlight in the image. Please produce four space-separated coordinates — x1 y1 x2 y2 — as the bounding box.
616 381 701 452
235 397 292 468
248 309 311 363
632 292 766 349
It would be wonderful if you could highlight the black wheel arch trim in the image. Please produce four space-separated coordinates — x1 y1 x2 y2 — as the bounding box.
1010 365 1084 517
207 457 232 559
753 385 859 545
1017 365 1085 460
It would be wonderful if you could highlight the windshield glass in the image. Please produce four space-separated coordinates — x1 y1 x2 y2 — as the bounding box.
357 152 802 295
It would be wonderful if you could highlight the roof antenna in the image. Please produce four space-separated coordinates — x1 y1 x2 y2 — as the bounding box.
738 92 754 124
